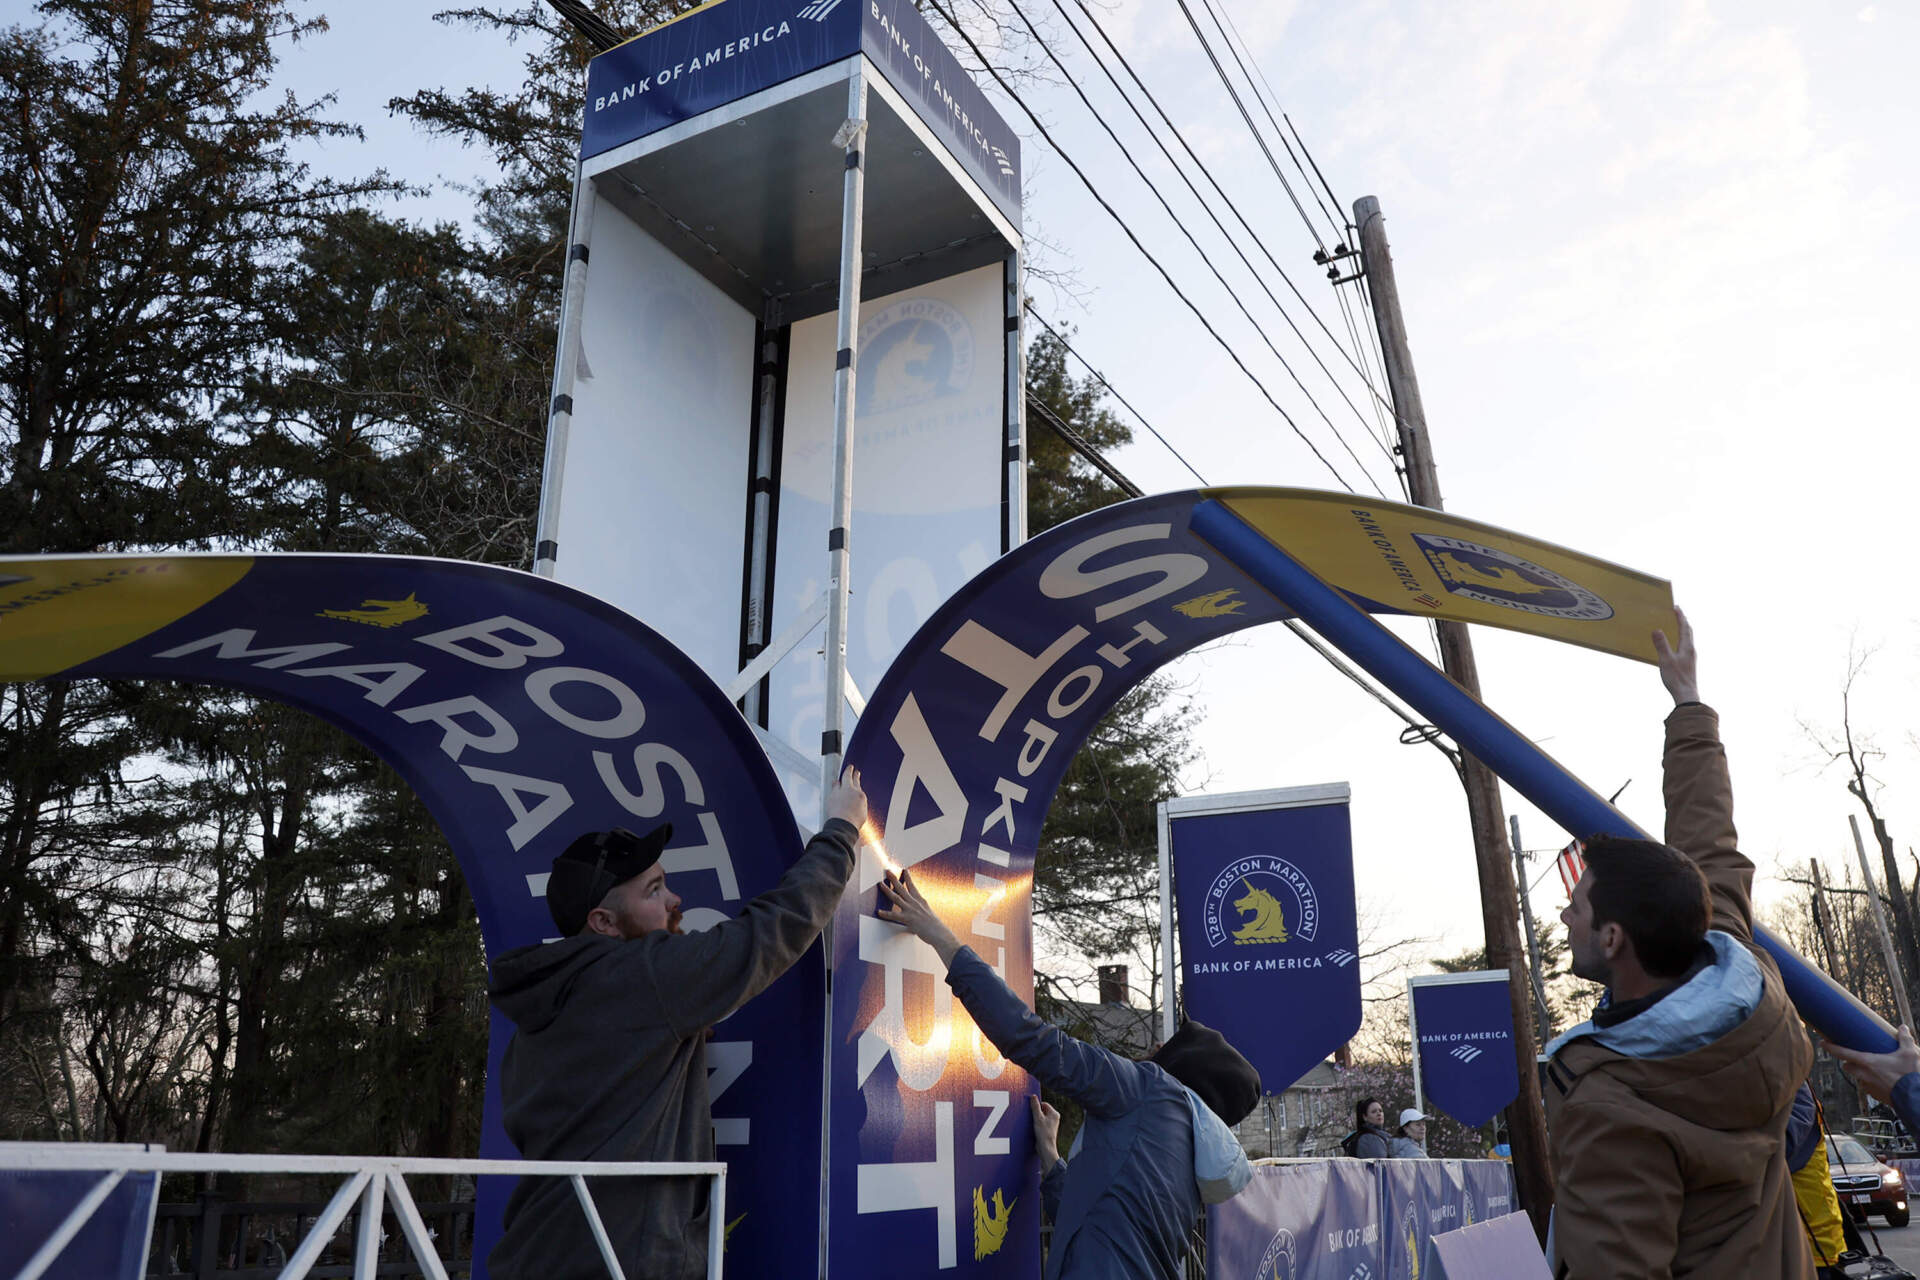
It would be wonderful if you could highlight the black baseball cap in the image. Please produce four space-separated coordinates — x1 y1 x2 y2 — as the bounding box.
545 824 674 936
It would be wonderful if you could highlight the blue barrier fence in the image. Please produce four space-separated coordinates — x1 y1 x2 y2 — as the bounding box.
1206 1159 1519 1280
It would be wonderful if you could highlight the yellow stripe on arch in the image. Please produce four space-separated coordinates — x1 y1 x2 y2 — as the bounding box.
1203 487 1675 663
0 556 253 679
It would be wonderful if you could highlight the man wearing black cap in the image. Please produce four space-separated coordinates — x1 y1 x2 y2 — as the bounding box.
486 769 868 1280
879 868 1258 1279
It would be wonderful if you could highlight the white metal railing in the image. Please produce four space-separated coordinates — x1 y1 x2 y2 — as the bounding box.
4 1147 726 1280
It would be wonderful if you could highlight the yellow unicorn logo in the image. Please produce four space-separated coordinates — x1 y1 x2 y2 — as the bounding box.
1173 588 1246 619
972 1185 1016 1260
1232 879 1289 944
1407 1219 1421 1279
723 1213 746 1250
317 592 429 629
1433 552 1557 597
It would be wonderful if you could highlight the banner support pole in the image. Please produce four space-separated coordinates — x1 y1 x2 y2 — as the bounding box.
533 172 598 578
1157 800 1176 1043
820 65 870 803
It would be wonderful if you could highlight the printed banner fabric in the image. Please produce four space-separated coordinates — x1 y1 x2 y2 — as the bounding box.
0 555 814 1279
1169 795 1361 1094
1206 1160 1380 1280
0 1169 158 1280
580 0 1023 220
1412 972 1520 1128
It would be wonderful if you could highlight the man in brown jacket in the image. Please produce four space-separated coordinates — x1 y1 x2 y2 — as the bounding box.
1544 612 1814 1279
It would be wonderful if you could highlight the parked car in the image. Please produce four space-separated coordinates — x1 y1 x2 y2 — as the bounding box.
1828 1134 1911 1228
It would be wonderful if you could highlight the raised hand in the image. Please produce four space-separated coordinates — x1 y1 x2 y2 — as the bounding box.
1652 607 1699 706
826 765 868 830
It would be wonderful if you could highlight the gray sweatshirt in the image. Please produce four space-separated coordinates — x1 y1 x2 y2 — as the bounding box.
485 819 859 1280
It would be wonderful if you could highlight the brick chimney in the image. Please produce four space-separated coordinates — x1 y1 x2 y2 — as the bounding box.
1097 964 1129 1005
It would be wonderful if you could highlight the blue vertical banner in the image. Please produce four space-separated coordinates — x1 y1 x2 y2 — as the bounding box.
1206 1161 1381 1280
1167 786 1361 1093
1410 972 1519 1128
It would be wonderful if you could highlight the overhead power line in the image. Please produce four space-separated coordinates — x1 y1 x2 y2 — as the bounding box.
1023 304 1210 487
1064 0 1408 445
544 0 622 51
998 0 1392 496
1024 376 1454 762
925 0 1366 494
1027 395 1144 497
1197 0 1344 248
1169 0 1327 254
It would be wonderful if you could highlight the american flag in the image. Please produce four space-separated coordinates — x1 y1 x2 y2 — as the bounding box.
1557 839 1587 900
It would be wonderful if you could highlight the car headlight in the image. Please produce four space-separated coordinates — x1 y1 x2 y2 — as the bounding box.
1887 1169 1904 1187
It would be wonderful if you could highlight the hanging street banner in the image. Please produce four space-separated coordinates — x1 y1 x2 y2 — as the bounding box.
1411 971 1521 1128
0 554 816 1280
1165 786 1361 1094
581 0 1023 221
1206 1161 1381 1280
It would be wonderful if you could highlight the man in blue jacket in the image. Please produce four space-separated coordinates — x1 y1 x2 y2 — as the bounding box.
879 867 1259 1279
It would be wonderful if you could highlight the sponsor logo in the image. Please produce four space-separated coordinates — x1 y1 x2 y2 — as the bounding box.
798 0 845 19
1173 587 1246 619
1463 1186 1477 1227
971 1185 1015 1260
856 296 973 417
1411 534 1614 621
588 20 798 114
1203 855 1318 950
1254 1225 1298 1280
1450 1045 1483 1064
317 592 430 629
1401 1201 1422 1279
1328 948 1357 967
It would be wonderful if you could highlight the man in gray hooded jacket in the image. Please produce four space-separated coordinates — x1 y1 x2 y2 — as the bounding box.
486 770 867 1280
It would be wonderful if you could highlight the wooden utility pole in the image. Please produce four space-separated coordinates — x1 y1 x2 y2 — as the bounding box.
1851 815 1917 1031
1354 195 1554 1235
1510 815 1553 1040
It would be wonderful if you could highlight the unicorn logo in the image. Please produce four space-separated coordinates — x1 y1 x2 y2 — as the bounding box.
1202 855 1320 950
1173 587 1246 619
1232 879 1290 944
317 592 428 629
972 1185 1015 1260
1411 534 1613 621
1254 1226 1298 1279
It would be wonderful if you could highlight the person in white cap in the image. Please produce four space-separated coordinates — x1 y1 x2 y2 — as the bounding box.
1391 1108 1431 1157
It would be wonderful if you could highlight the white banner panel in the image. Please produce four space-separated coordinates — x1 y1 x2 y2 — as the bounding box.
551 195 759 688
768 263 1006 811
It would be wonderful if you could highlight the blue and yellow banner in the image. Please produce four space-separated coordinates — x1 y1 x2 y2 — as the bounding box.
1169 788 1361 1100
1411 971 1520 1129
0 553 816 1279
1206 1161 1380 1280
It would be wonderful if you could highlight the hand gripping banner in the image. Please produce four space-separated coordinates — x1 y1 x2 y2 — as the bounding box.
1409 971 1520 1128
1166 786 1361 1096
0 555 816 1279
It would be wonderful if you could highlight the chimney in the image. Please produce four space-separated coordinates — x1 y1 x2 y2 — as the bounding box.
1097 964 1129 1005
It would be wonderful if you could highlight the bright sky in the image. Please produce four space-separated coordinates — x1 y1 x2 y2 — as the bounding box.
282 1 1920 988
